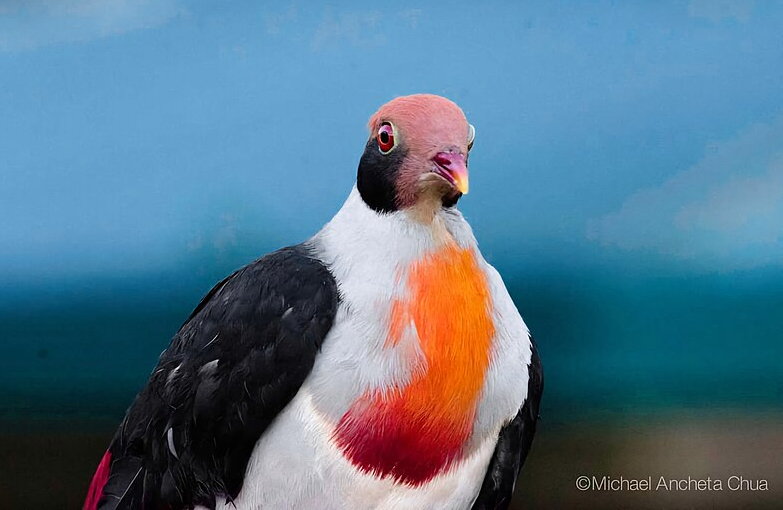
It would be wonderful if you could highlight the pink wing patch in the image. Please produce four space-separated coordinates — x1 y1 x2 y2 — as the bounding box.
83 450 111 510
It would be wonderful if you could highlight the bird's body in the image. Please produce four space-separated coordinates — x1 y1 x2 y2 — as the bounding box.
85 94 542 510
204 188 534 510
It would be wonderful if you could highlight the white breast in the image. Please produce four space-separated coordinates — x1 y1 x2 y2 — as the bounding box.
208 188 533 510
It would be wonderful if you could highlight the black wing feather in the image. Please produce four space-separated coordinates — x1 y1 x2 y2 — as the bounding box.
98 457 143 510
94 245 338 510
471 336 544 510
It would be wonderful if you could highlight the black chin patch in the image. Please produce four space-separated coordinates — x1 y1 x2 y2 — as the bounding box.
357 139 406 213
442 192 462 208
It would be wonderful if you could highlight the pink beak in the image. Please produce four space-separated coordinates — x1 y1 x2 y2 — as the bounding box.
432 152 469 194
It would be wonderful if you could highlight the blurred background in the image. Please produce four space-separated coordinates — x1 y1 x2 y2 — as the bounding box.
1 1 782 508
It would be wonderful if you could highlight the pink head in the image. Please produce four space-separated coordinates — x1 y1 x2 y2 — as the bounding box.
356 94 475 215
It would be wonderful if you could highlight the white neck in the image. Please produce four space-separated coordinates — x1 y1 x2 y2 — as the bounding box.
309 186 478 282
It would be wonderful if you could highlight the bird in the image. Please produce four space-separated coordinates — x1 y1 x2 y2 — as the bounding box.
83 94 543 510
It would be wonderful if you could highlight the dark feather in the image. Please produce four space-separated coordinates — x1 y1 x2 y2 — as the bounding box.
89 244 338 510
97 455 143 510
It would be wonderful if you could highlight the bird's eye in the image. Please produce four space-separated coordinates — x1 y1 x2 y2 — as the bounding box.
377 122 396 154
467 124 475 152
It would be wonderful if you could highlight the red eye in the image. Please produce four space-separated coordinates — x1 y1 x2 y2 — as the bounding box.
377 122 396 154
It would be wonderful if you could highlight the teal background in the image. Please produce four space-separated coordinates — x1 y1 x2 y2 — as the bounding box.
1 1 781 508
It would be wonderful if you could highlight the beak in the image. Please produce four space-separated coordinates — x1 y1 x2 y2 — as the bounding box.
432 152 469 194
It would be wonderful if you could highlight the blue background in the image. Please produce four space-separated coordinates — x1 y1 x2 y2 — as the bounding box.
1 2 781 508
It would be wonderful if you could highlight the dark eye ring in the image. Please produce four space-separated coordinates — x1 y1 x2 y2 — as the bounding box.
377 122 396 154
467 123 475 152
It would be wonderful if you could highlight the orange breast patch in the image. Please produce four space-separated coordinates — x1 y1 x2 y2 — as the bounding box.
335 243 495 485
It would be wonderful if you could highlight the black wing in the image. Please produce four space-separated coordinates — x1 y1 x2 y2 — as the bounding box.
91 245 338 510
471 337 544 510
